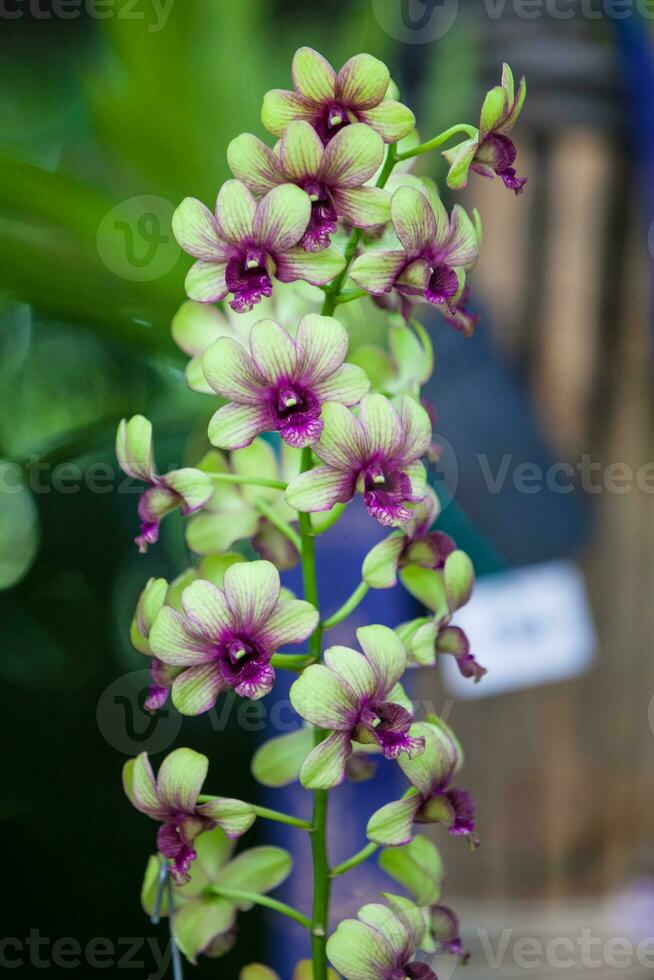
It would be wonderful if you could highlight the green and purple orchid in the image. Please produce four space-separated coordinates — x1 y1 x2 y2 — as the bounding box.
367 718 477 849
173 180 345 312
123 749 255 883
203 314 369 449
262 47 415 145
443 63 527 195
229 121 390 251
286 393 431 526
289 625 424 789
116 415 214 552
116 44 528 977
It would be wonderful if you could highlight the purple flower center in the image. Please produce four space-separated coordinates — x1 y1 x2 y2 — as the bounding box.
226 248 273 313
358 700 414 759
314 103 349 142
301 181 338 251
217 632 271 692
268 381 323 447
361 464 413 526
424 264 459 306
157 817 199 883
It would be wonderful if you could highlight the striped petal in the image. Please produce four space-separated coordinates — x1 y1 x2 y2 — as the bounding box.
253 184 311 253
314 401 365 469
186 510 259 556
359 394 403 458
285 465 355 513
165 468 214 515
324 645 377 701
156 747 208 811
404 462 427 502
313 363 370 407
480 85 509 137
259 598 319 649
279 121 323 180
295 314 348 382
319 123 385 188
366 795 421 847
202 336 262 402
444 205 480 268
116 415 155 482
358 100 416 143
274 245 345 286
172 664 225 716
292 46 336 102
395 258 430 296
349 250 407 295
185 260 229 302
261 89 316 137
361 533 405 589
249 318 298 383
227 133 285 195
398 396 432 462
172 198 231 261
208 403 270 451
223 559 281 631
336 53 390 110
442 137 478 191
391 186 436 256
398 721 458 796
150 607 215 666
290 663 357 729
327 917 396 979
299 731 353 790
123 753 165 818
357 624 407 694
197 798 256 839
180 579 233 636
331 186 391 229
216 180 256 244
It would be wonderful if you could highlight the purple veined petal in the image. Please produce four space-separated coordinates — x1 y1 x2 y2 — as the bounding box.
208 402 271 451
361 533 406 589
405 963 438 979
290 663 358 730
399 721 458 797
232 659 276 701
138 485 179 528
149 606 217 667
330 186 391 229
172 198 233 262
405 487 441 539
358 394 403 459
326 916 397 979
279 121 324 180
357 902 419 965
274 245 346 286
202 336 263 403
319 123 385 188
397 396 432 464
349 249 407 295
116 415 156 483
294 313 348 382
299 730 354 790
185 260 229 303
391 185 437 257
443 137 479 191
172 663 226 716
366 794 422 847
164 468 214 516
181 579 234 637
357 100 416 143
261 88 317 137
292 46 336 103
312 363 371 407
253 184 311 254
357 624 407 695
248 318 299 384
227 133 286 195
258 598 319 650
403 462 427 503
222 560 281 633
313 401 366 470
323 645 377 701
395 258 430 297
157 822 198 883
216 180 257 245
123 753 167 819
479 84 509 138
335 53 390 110
196 798 256 839
285 464 356 514
156 747 208 812
444 205 480 268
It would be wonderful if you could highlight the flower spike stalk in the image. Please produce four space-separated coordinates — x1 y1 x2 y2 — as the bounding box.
114 46 527 978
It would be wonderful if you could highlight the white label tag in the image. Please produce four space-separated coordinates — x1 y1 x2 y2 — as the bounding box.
441 560 596 699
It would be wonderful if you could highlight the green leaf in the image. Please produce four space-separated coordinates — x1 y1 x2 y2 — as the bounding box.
251 729 314 788
379 836 443 906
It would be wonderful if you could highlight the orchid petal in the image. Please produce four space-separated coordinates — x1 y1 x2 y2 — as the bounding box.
358 100 416 143
357 903 415 960
442 137 478 191
202 336 262 401
173 897 236 965
274 245 346 285
290 663 357 729
444 204 480 268
324 645 377 701
361 533 405 589
216 179 256 244
123 753 164 818
359 394 403 458
227 133 284 196
253 184 311 253
197 798 256 839
156 747 207 811
319 123 385 188
444 550 474 611
356 624 407 694
279 121 323 180
116 415 155 482
327 918 396 979
299 731 352 790
404 462 427 502
186 510 259 555
313 363 370 407
172 664 225 716
172 197 231 261
223 559 280 630
399 566 449 618
292 46 336 101
261 89 316 137
331 186 391 228
395 258 430 296
349 249 406 295
165 468 214 515
391 186 436 256
150 607 215 666
249 318 298 382
172 301 234 358
398 721 459 796
399 396 432 462
208 403 270 451
313 400 365 469
336 53 390 110
259 598 318 649
180 579 233 637
185 260 229 302
251 728 314 788
366 795 421 846
480 85 509 137
295 314 348 382
215 844 292 897
285 465 355 513
405 620 438 667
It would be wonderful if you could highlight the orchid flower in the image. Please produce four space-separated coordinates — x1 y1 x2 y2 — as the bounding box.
123 749 255 883
262 46 415 144
350 184 482 336
443 64 527 195
228 121 391 251
116 415 213 553
289 625 424 790
362 488 456 589
326 895 436 980
172 181 345 312
285 394 431 527
186 441 302 569
366 717 477 848
398 552 487 683
429 905 468 962
149 560 318 711
202 315 370 450
141 827 292 963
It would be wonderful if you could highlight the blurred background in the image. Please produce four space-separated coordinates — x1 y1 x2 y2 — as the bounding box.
1 0 653 976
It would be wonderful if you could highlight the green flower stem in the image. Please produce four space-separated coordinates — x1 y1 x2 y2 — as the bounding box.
209 887 313 931
395 123 478 161
210 473 288 491
329 842 380 878
376 142 399 188
297 446 330 980
310 502 347 537
334 288 368 305
270 653 316 672
321 581 369 630
197 797 311 829
253 496 302 554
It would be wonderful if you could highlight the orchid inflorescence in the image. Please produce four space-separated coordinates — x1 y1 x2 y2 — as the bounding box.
115 47 526 978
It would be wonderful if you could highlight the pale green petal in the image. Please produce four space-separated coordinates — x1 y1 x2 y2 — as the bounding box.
186 355 213 394
197 553 246 589
249 318 298 383
379 836 443 906
261 88 316 137
173 897 236 965
366 795 420 846
180 579 233 636
336 53 390 110
279 121 323 180
314 401 365 469
404 462 427 502
123 753 163 817
406 620 438 667
331 186 391 229
290 664 356 729
156 747 208 810
358 394 402 458
208 403 270 451
116 415 155 482
202 335 261 402
227 133 284 195
480 84 509 136
172 300 233 358
165 468 214 514
326 918 396 979
285 466 354 513
215 845 292 900
185 260 229 302
232 437 280 488
223 559 281 629
149 606 215 666
292 46 336 101
299 731 352 789
295 313 348 382
357 902 414 960
141 855 169 917
399 395 432 462
446 204 481 269
319 123 385 188
391 185 436 256
312 363 370 407
358 100 416 143
399 566 449 617
186 510 259 555
444 550 474 611
172 197 230 261
398 721 458 795
216 179 256 244
356 624 406 694
349 249 406 295
275 245 346 286
172 664 225 716
260 598 319 649
361 533 405 589
442 137 478 191
323 645 377 701
198 798 256 839
251 728 314 787
131 577 168 653
254 184 311 253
